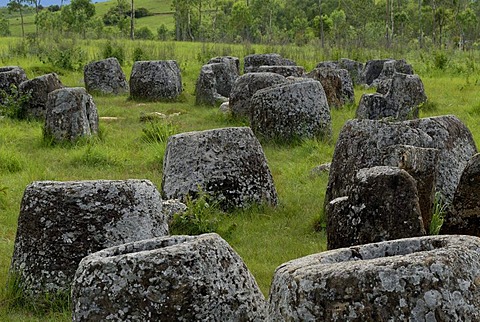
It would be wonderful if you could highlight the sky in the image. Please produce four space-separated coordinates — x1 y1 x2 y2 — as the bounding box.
0 0 108 8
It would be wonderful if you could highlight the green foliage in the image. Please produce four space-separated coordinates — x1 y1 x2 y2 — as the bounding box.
102 41 125 65
0 184 7 209
433 51 449 70
0 85 31 120
0 15 11 37
141 120 177 144
157 24 169 40
132 47 146 61
429 192 447 235
135 26 154 40
38 40 87 71
169 193 221 236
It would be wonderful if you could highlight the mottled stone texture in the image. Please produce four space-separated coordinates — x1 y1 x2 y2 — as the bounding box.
325 116 477 208
207 56 240 97
383 145 439 229
10 180 168 298
44 87 99 143
371 59 414 87
442 153 480 236
244 53 296 73
72 233 267 322
250 79 332 141
129 60 182 101
357 72 427 121
195 58 239 106
257 65 305 78
338 58 365 85
307 67 354 108
362 59 390 86
18 73 64 119
315 61 339 69
162 199 187 222
325 115 477 216
83 57 129 95
162 127 278 210
0 66 27 97
229 72 286 118
327 166 425 250
268 235 480 321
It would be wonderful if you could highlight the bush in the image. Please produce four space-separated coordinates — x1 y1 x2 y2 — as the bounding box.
169 193 221 235
135 26 154 40
102 41 125 65
157 24 169 41
0 15 11 37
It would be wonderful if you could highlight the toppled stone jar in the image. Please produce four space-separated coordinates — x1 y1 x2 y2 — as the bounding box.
72 233 267 322
268 235 480 321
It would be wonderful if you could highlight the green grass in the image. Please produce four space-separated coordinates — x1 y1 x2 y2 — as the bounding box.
0 37 480 320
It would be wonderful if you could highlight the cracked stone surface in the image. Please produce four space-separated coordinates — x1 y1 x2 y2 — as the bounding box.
257 65 305 78
326 166 425 250
129 60 182 101
442 153 480 236
18 73 64 119
44 87 99 143
325 116 477 208
268 235 480 321
84 57 129 95
229 72 287 119
250 79 332 141
356 72 427 121
72 233 266 322
307 67 354 108
162 127 278 210
10 179 168 298
0 66 27 100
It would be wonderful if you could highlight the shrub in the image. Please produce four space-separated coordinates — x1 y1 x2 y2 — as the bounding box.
132 47 146 61
102 41 125 65
135 27 155 40
169 193 221 235
157 24 169 41
433 51 449 70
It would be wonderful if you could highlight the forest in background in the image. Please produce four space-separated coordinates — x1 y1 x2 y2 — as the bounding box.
0 0 480 51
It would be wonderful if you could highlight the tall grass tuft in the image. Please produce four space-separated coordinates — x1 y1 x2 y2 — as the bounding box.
0 150 24 173
141 120 177 144
429 192 448 235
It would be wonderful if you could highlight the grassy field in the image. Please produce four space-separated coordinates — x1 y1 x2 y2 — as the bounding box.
0 37 480 321
3 0 174 38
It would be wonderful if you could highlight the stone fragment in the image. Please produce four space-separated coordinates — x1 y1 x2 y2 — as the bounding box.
244 53 295 73
10 180 168 299
250 79 331 141
257 65 305 77
338 58 365 85
371 59 414 87
325 116 477 207
162 199 187 222
129 60 182 101
18 73 64 119
441 153 480 236
219 101 230 114
207 56 240 97
83 57 129 95
383 145 439 228
195 63 232 106
326 166 425 250
229 72 286 118
268 235 480 321
361 59 390 86
0 66 27 99
307 67 354 108
310 163 331 178
162 127 278 210
356 72 427 120
315 61 338 69
44 87 98 143
72 233 266 322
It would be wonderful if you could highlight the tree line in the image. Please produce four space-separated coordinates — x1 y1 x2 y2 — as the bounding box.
173 0 480 49
2 0 480 50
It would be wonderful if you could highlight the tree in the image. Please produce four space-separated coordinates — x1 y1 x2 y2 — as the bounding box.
7 0 26 38
28 0 41 36
62 0 95 38
0 15 11 37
